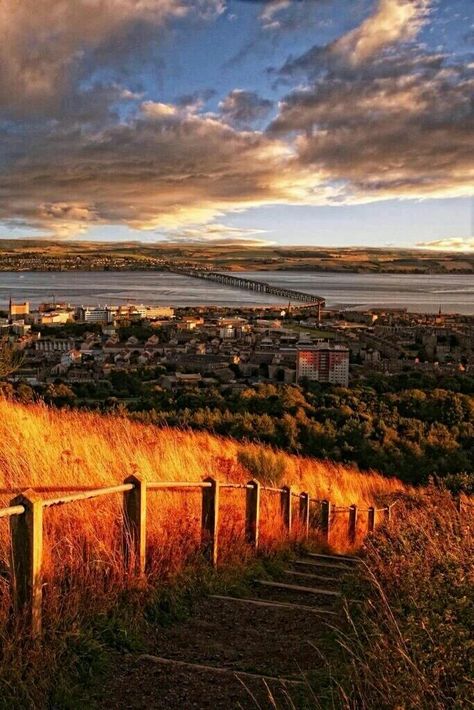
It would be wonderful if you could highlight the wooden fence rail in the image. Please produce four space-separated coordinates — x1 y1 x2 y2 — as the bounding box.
0 477 402 637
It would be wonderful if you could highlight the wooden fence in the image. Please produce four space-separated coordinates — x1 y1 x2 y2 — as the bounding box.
0 476 402 637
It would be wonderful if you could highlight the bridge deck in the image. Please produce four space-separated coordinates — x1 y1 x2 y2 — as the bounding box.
172 268 325 307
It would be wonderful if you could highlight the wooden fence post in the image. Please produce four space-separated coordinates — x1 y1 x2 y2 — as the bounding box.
368 506 375 534
321 500 331 542
384 506 391 524
280 486 292 533
202 477 219 567
9 490 43 637
299 493 310 540
245 479 260 550
123 475 147 575
348 504 358 544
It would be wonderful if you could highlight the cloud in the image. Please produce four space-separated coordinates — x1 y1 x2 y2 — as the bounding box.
270 0 474 202
237 0 321 33
175 89 217 111
416 237 474 251
259 1 291 30
335 0 431 65
219 89 273 127
0 0 224 116
279 0 431 79
163 222 275 245
0 0 471 242
0 100 332 237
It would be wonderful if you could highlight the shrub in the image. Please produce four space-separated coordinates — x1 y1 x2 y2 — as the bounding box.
237 448 287 485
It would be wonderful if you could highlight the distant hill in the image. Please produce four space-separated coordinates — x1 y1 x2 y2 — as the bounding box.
0 240 473 273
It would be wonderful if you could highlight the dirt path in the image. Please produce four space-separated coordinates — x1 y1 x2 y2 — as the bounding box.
95 554 357 709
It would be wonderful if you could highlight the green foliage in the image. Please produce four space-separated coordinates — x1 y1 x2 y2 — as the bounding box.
117 324 154 342
5 369 474 490
123 374 473 489
442 472 474 496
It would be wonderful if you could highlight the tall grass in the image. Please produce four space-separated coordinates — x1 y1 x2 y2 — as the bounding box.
0 398 403 503
0 396 406 614
333 490 474 709
0 398 406 707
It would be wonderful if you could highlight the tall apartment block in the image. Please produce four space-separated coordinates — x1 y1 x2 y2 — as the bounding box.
296 345 350 386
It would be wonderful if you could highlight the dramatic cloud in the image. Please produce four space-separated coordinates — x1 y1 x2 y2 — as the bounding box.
0 101 329 237
271 0 474 201
334 0 430 65
0 0 471 242
219 89 273 127
0 0 224 115
280 0 431 76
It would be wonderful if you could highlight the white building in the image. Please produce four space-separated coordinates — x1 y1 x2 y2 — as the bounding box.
78 306 115 324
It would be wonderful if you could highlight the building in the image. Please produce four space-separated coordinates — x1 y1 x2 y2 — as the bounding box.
11 321 31 336
78 306 115 324
39 310 72 325
144 306 174 320
35 338 76 353
296 345 349 386
9 299 29 321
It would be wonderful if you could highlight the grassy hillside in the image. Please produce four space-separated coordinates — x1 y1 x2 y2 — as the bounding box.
0 398 403 505
0 399 405 707
333 491 474 709
1 401 471 709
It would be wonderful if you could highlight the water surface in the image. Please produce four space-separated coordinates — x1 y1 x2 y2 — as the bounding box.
0 271 473 314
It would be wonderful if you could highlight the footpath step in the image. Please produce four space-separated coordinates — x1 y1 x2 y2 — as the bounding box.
99 653 311 709
96 557 357 709
254 579 342 598
306 553 360 565
293 558 353 572
284 569 340 584
210 594 337 616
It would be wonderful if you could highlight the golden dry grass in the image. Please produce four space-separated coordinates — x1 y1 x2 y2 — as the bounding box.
0 398 404 504
0 398 407 636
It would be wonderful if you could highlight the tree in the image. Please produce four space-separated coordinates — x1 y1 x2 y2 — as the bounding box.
0 342 24 379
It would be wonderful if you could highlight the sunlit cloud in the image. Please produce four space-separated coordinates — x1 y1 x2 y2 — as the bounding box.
335 0 431 65
417 237 474 252
162 222 275 245
0 0 472 242
271 0 473 203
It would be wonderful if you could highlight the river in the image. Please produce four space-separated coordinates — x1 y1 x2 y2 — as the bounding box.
0 271 473 314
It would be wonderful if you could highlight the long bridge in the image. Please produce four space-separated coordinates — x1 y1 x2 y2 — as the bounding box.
172 268 325 319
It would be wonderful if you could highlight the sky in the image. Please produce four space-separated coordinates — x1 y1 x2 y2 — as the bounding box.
0 0 473 249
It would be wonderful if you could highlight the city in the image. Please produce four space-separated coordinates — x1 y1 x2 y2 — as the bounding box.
3 296 472 398
0 0 472 706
